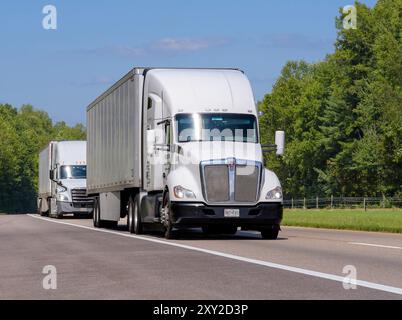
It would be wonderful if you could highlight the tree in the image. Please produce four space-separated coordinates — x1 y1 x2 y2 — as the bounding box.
259 0 402 198
0 104 86 212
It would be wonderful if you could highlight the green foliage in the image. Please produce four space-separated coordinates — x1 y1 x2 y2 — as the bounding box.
0 104 86 213
259 0 402 198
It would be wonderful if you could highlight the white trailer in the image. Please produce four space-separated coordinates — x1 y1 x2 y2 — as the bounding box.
38 141 94 218
87 68 285 239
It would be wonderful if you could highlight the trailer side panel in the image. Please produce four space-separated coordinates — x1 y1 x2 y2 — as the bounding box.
87 72 143 195
38 143 52 198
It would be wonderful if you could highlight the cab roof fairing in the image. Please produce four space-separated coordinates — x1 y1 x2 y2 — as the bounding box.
145 69 257 118
54 141 87 166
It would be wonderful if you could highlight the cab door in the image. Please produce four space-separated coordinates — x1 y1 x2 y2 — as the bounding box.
162 120 173 185
144 94 165 191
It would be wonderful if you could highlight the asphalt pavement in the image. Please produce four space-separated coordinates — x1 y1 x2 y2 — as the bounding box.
0 214 401 299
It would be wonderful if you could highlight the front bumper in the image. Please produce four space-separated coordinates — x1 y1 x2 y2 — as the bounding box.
170 202 282 230
57 201 94 214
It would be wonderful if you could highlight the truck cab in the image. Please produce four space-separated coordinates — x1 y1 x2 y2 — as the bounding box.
142 69 284 238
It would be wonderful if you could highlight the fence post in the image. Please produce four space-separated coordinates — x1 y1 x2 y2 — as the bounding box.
364 197 366 211
291 197 294 209
383 194 386 208
316 196 319 209
331 195 333 209
303 197 306 210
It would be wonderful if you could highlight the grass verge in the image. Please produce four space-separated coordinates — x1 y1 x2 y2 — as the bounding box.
283 208 402 233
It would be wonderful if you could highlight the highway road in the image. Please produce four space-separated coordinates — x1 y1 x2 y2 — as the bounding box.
0 214 401 299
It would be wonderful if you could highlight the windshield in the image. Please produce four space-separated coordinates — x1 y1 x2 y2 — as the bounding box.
59 165 87 179
176 113 258 143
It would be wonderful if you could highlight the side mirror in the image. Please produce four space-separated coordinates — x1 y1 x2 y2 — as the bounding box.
275 131 285 156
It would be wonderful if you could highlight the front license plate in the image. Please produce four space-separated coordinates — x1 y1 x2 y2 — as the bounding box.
224 209 240 218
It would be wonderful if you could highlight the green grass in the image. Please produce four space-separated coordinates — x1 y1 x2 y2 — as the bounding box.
283 208 402 233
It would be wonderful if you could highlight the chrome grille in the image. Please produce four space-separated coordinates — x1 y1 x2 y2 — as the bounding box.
71 189 94 205
201 159 262 204
235 165 259 202
204 165 230 202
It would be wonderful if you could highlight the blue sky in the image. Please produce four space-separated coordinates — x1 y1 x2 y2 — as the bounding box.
0 0 376 125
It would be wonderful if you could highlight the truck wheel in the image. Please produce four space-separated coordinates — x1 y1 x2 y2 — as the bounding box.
127 195 142 234
93 197 101 228
261 228 279 240
162 192 176 239
47 198 62 219
48 199 58 218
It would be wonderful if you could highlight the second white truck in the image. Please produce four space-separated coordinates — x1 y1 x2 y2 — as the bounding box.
87 68 285 239
38 141 94 218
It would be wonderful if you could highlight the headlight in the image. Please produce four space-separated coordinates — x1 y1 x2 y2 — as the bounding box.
266 186 283 200
57 194 69 201
174 185 196 199
57 186 67 193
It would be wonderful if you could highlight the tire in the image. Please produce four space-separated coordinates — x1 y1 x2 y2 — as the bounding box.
93 197 102 228
93 197 98 227
38 199 47 217
48 199 56 219
261 228 279 240
162 192 176 239
48 198 63 219
127 195 143 234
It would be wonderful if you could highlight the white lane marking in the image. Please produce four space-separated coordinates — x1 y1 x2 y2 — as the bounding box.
349 242 402 250
28 214 402 296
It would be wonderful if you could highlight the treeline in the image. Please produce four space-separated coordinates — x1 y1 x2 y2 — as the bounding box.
1 1 400 211
0 104 86 212
259 0 401 198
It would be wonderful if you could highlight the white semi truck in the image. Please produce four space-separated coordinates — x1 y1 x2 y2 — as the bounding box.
87 68 285 239
38 141 94 218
